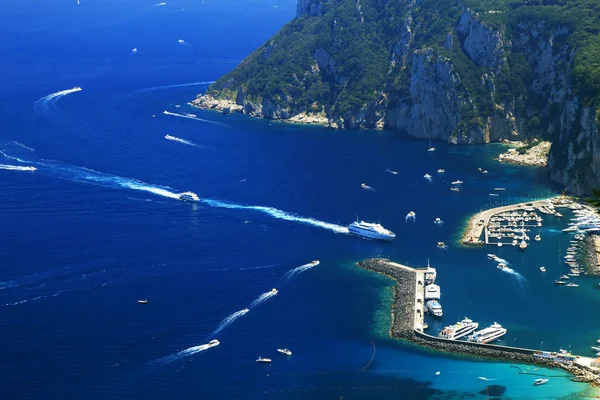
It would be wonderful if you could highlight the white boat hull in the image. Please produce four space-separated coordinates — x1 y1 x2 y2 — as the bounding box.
348 227 395 241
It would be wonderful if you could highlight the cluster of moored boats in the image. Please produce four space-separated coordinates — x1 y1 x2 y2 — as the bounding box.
423 262 442 317
438 317 507 344
562 206 600 234
487 208 544 248
554 240 586 286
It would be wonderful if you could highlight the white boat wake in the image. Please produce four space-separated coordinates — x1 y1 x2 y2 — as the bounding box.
165 134 201 148
361 184 375 191
284 261 320 279
163 110 229 127
0 164 36 172
0 150 180 200
154 2 166 6
201 199 349 234
34 87 82 111
12 141 34 152
405 214 416 222
154 343 212 364
211 308 250 335
249 290 277 308
142 81 213 92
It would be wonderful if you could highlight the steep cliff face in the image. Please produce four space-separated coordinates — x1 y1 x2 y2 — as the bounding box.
193 0 600 195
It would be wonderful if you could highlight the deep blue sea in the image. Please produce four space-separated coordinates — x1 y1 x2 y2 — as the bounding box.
1 1 599 399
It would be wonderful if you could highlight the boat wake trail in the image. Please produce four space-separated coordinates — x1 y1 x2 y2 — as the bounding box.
249 290 277 308
154 343 212 364
0 164 36 172
12 141 34 152
163 110 229 127
0 150 179 200
211 308 250 335
200 199 349 234
499 266 526 284
284 261 320 280
361 184 375 191
34 87 82 111
142 81 214 92
164 134 202 148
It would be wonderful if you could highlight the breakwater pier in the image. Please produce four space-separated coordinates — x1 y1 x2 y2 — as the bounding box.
357 258 600 385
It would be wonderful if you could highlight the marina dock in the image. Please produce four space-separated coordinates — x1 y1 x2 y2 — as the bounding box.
357 258 600 385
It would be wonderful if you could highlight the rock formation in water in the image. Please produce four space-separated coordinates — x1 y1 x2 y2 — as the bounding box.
193 0 600 195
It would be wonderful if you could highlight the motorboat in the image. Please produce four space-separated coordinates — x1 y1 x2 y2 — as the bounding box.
487 254 498 261
425 261 436 284
451 180 463 185
560 275 570 280
534 234 541 241
361 183 367 189
555 280 566 285
138 299 148 304
566 283 579 287
426 300 443 317
489 193 499 197
533 379 548 386
437 242 446 249
434 217 443 225
519 239 528 250
439 317 479 340
348 219 396 241
310 260 320 266
208 339 220 347
270 288 278 295
497 263 509 271
482 170 488 174
277 348 292 356
407 211 416 218
424 174 432 180
467 322 507 344
256 357 272 363
437 169 445 173
591 346 600 352
451 187 460 192
428 147 436 152
386 168 398 175
179 191 200 202
497 242 503 247
540 266 546 272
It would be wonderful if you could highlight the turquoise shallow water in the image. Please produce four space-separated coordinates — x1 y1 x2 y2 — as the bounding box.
0 0 599 398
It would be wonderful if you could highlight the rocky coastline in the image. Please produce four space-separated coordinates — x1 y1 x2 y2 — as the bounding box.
357 257 600 385
496 140 551 167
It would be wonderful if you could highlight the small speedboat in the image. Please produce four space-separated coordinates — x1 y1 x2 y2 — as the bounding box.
407 211 416 218
208 339 220 347
138 299 148 304
310 260 320 266
428 147 436 152
489 193 499 197
566 283 579 287
533 378 548 386
555 280 566 285
361 183 367 188
179 191 200 202
487 254 498 260
534 234 541 241
270 288 278 295
451 187 460 192
493 188 505 191
434 217 442 224
256 357 272 363
482 170 488 174
277 348 292 356
591 346 600 352
540 266 546 272
424 174 432 180
497 263 509 271
451 180 463 185
437 169 445 173
560 275 569 280
437 241 446 249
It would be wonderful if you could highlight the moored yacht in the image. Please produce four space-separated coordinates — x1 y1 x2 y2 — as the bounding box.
425 260 437 284
535 234 541 241
426 300 443 317
439 317 479 340
348 220 396 241
179 191 200 202
467 322 507 344
424 284 441 300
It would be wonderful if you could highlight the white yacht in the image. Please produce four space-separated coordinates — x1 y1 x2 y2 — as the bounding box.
540 266 546 272
534 234 541 241
439 317 479 340
487 254 499 261
426 300 443 317
450 187 460 192
437 169 445 173
451 180 463 185
467 322 507 344
533 378 548 386
179 191 200 202
208 339 220 347
424 174 432 180
434 217 443 225
348 220 395 241
519 238 528 250
425 262 437 284
424 284 441 300
277 348 292 356
256 357 272 363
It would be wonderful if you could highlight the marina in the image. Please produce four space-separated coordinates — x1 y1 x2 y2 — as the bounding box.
357 258 600 385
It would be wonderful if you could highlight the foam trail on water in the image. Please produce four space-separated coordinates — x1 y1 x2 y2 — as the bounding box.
249 290 277 308
163 110 229 127
201 199 349 234
361 184 375 191
0 164 36 172
35 87 82 109
142 81 214 92
0 150 180 200
284 261 320 279
154 344 212 364
495 257 509 265
154 2 166 5
165 134 200 148
12 141 34 152
212 308 249 335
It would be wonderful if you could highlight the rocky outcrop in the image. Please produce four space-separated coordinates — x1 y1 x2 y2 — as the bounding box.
296 0 327 17
456 9 507 68
497 140 551 167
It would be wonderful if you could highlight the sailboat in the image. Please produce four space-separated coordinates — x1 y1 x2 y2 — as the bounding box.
427 137 436 152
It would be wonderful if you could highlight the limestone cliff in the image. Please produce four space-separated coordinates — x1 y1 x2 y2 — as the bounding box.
193 0 600 195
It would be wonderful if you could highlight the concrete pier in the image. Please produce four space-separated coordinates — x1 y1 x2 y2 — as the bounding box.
357 258 600 385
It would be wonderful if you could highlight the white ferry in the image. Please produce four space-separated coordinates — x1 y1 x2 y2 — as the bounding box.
208 339 220 347
467 322 507 344
424 284 441 300
179 191 200 202
426 300 443 317
439 317 479 340
348 220 395 241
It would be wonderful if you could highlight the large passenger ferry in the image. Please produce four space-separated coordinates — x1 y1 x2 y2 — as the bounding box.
439 317 479 340
467 322 507 344
348 220 395 241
